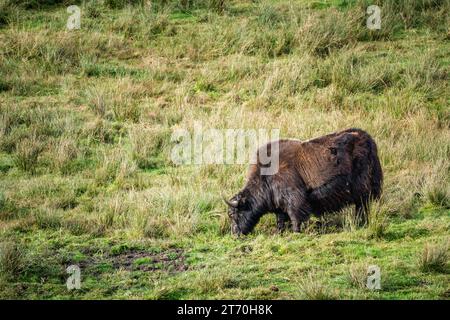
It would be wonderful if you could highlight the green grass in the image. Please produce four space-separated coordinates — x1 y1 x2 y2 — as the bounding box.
0 0 449 299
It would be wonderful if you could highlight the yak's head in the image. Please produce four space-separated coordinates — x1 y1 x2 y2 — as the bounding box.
224 190 262 236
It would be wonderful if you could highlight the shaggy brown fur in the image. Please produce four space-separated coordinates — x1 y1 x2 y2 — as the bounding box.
225 128 383 235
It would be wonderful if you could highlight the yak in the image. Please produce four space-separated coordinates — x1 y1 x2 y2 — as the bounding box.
224 128 383 235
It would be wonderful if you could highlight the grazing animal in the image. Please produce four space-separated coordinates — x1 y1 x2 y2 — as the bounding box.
224 128 383 235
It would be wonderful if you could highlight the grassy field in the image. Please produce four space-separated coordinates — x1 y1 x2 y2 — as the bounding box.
0 0 449 299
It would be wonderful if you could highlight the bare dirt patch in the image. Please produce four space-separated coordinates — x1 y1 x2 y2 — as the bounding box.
112 248 187 272
75 248 188 275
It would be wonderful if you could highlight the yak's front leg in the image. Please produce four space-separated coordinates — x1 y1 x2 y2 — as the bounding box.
279 187 311 232
289 210 310 233
276 212 289 233
285 191 311 233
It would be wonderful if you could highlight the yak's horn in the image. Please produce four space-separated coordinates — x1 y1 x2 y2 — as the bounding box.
223 196 238 208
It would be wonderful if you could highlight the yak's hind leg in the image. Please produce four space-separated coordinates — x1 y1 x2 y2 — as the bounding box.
352 131 383 227
355 195 370 226
357 148 383 227
354 172 382 227
276 212 289 233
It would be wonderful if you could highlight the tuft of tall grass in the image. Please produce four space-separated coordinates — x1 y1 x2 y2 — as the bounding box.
94 148 137 188
82 118 120 144
142 217 170 239
0 241 24 278
85 84 142 123
419 242 449 273
298 273 337 300
365 201 389 239
97 194 129 229
51 137 80 175
325 51 399 94
129 125 171 169
167 0 227 12
348 263 369 289
34 209 63 230
109 6 171 40
218 212 231 236
0 191 6 211
422 161 450 208
104 0 145 10
341 207 360 232
0 104 67 157
374 0 450 30
1 28 131 79
0 0 16 27
14 134 44 173
10 0 75 9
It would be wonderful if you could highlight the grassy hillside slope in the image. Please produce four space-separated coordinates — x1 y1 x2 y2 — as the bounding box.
0 0 449 299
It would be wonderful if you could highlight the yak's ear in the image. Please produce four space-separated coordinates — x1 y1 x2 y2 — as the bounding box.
237 190 251 206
